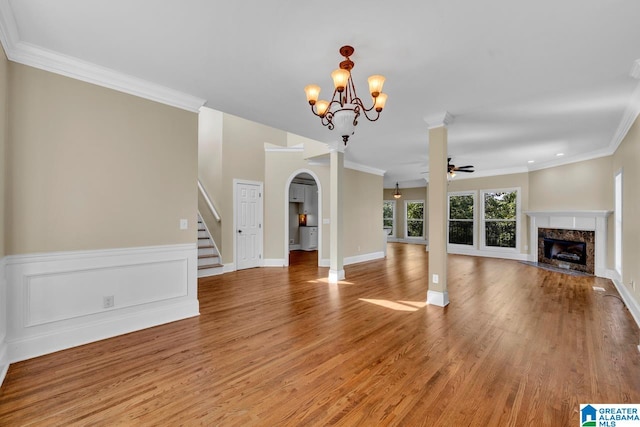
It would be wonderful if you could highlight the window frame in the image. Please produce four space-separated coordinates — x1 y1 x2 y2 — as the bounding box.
383 200 396 238
404 199 425 240
480 187 521 253
447 191 477 248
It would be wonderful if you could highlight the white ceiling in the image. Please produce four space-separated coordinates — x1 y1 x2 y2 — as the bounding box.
2 0 640 187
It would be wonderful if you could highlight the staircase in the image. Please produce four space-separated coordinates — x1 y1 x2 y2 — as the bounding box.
197 213 223 277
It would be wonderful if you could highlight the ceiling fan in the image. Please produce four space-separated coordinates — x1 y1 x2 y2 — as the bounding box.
448 158 474 177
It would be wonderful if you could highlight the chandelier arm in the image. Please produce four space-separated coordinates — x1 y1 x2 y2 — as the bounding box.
309 104 320 118
359 107 381 122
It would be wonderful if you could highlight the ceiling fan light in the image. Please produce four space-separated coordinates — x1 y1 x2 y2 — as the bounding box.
368 75 385 97
304 84 320 105
331 68 350 92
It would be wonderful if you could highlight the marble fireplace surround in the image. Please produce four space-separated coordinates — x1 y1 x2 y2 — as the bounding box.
525 211 612 278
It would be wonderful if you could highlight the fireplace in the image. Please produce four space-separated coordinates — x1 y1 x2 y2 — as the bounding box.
538 228 595 274
526 211 611 278
543 238 586 266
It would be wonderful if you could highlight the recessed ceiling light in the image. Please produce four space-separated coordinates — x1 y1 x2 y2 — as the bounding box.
556 153 565 157
527 160 535 164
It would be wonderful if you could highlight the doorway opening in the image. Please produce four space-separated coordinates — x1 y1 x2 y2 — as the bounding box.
287 172 320 266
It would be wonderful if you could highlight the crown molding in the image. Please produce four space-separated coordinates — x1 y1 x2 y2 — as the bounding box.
0 0 205 112
631 59 640 80
606 80 640 154
264 143 304 152
424 111 454 129
344 160 386 176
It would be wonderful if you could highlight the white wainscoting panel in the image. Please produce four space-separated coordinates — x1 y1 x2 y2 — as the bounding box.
5 244 199 364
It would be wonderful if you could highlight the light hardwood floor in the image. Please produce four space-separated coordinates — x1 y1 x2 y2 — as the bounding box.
1 243 639 426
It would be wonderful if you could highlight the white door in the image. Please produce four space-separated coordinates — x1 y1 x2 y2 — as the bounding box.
236 181 262 270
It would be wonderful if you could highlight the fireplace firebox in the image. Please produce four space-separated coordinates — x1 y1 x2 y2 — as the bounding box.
543 238 587 266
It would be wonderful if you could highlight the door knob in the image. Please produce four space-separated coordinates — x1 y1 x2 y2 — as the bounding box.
238 229 242 233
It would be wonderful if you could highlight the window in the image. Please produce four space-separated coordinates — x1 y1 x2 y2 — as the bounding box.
448 192 475 246
405 200 425 239
383 200 396 238
481 189 519 250
615 170 622 275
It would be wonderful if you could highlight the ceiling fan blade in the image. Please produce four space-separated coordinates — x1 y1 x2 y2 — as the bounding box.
458 169 475 173
457 165 474 169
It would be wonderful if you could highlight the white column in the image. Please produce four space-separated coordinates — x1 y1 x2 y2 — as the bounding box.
425 112 454 307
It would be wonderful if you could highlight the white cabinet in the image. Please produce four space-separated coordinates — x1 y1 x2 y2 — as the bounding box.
299 185 317 215
289 184 305 202
300 227 318 250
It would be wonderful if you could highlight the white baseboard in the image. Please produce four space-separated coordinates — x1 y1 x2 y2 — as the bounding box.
318 251 384 269
328 269 345 283
447 246 529 262
344 251 385 266
223 263 236 273
4 244 199 364
611 276 640 330
264 259 286 267
387 238 428 245
427 290 449 307
0 256 7 387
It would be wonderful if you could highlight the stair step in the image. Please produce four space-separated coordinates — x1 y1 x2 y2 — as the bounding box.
198 253 219 259
198 263 223 270
198 236 210 240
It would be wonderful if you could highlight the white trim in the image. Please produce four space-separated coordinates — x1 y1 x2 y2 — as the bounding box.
328 269 346 283
319 258 330 268
383 200 396 238
387 238 428 245
404 199 426 240
0 256 7 387
632 59 640 80
344 251 385 266
198 180 221 222
263 259 286 267
233 179 264 270
611 277 640 331
480 187 521 253
447 191 477 247
0 1 204 113
284 169 323 267
608 81 640 154
447 246 529 261
4 244 199 364
424 111 454 129
343 161 386 176
223 263 236 273
426 290 450 307
525 210 612 277
264 143 304 153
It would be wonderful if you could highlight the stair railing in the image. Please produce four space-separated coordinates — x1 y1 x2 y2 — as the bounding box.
198 179 221 222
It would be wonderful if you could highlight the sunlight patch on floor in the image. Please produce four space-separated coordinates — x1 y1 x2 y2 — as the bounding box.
359 298 426 312
308 278 355 285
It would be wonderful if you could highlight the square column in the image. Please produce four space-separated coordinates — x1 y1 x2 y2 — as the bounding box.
328 147 345 282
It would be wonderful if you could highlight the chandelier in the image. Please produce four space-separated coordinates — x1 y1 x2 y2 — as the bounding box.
393 182 402 199
304 45 388 144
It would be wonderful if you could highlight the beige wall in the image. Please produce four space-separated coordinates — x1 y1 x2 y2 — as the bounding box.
343 168 384 256
528 157 613 211
612 116 640 309
383 186 428 240
264 150 329 261
0 45 7 258
6 63 198 254
220 114 287 264
198 107 223 250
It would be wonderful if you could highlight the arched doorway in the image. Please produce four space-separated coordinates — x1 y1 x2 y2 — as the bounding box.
286 172 320 266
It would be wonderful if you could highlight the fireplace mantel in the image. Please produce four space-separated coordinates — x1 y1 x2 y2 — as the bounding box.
525 210 612 277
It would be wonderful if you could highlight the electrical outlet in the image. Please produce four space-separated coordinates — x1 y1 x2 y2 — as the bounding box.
103 295 114 308
433 274 439 284
179 219 188 230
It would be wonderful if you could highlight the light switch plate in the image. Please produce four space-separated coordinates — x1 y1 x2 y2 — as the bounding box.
180 219 188 230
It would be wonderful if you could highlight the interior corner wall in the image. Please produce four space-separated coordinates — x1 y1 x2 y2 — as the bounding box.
343 169 384 258
198 107 223 252
2 62 200 368
7 62 198 254
220 114 287 265
264 150 329 263
384 187 429 241
612 115 640 317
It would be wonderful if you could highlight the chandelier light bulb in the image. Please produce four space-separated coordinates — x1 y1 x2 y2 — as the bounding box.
368 75 385 97
331 69 350 92
316 100 330 117
304 84 321 105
